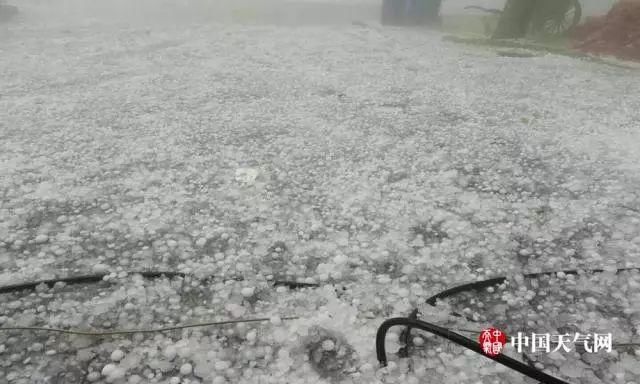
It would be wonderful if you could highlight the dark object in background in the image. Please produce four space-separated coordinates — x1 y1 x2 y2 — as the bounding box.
381 0 404 25
0 2 18 23
411 0 443 26
381 0 442 26
492 0 538 39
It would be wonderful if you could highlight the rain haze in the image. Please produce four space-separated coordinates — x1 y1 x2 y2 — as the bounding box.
1 0 639 384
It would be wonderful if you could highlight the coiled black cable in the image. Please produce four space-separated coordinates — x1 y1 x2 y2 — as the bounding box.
376 317 571 384
394 267 640 384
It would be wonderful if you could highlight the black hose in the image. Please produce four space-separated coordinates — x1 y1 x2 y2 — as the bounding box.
376 317 571 384
415 267 640 328
0 271 186 295
0 272 321 295
425 267 639 305
272 280 320 289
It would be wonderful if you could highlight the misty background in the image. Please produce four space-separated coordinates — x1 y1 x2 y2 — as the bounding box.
11 0 617 28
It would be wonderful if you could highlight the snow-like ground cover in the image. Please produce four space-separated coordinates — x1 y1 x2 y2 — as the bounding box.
1 1 640 383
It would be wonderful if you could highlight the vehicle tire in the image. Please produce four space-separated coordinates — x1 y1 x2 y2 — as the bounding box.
530 0 582 37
